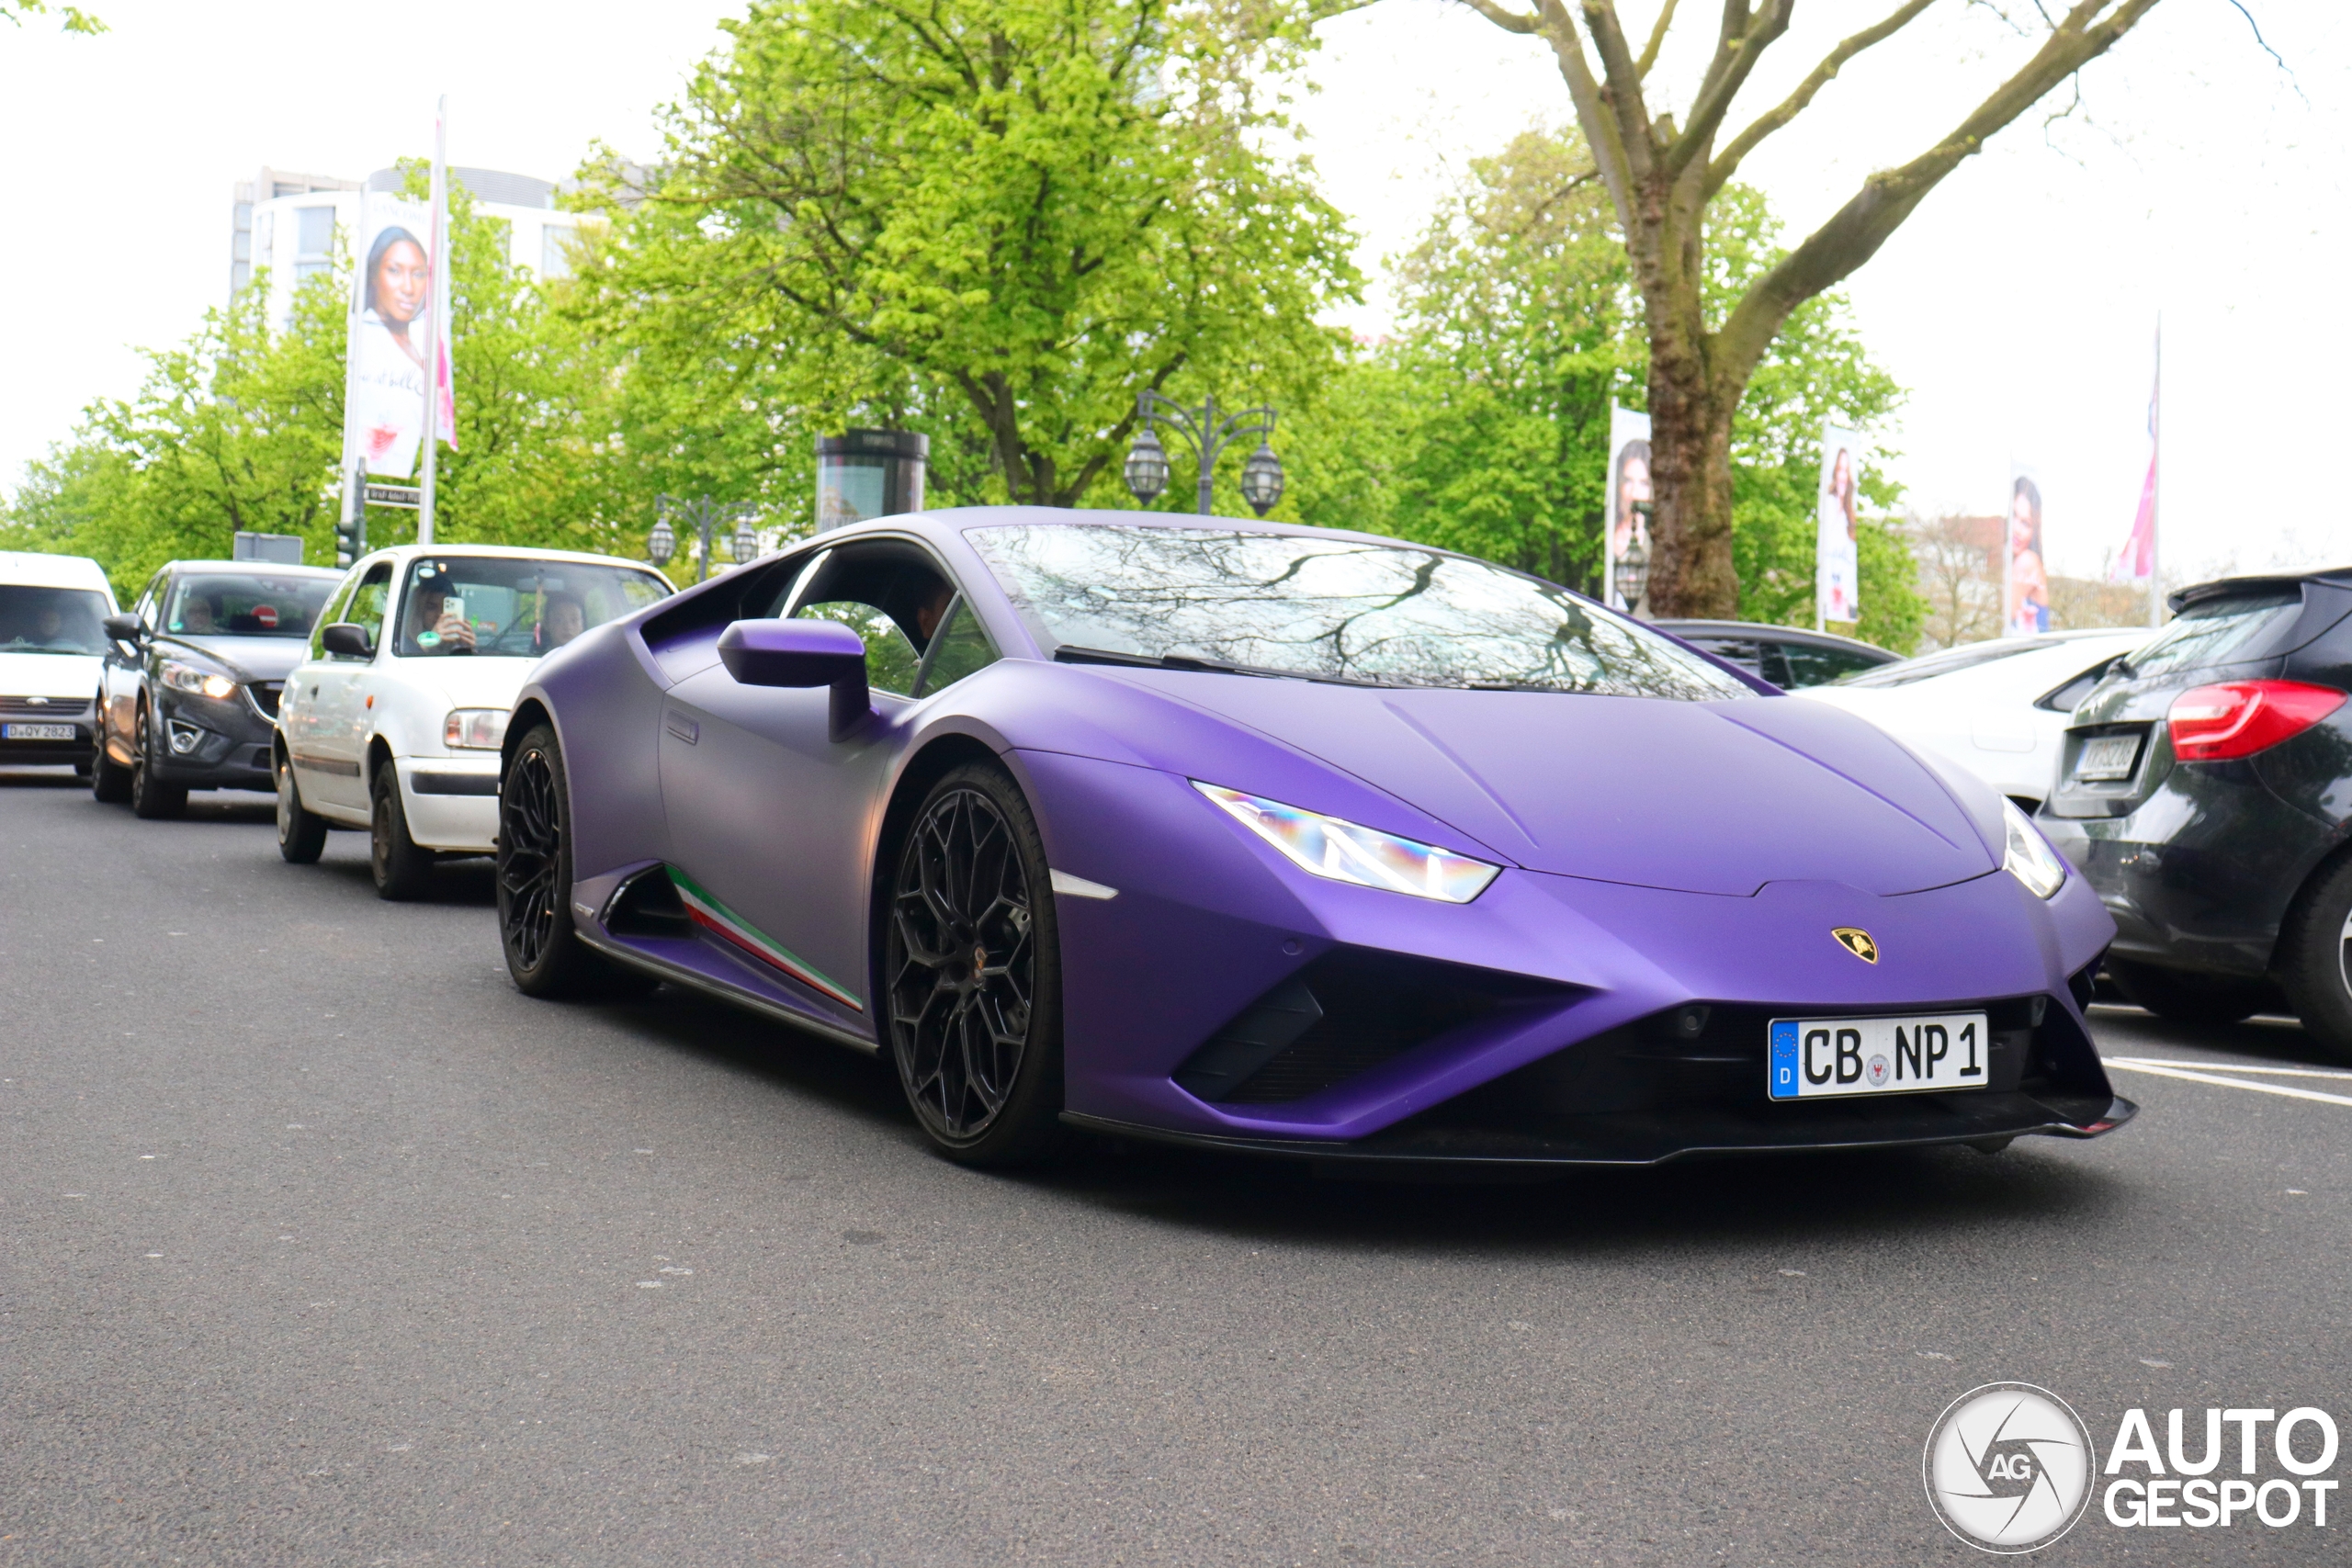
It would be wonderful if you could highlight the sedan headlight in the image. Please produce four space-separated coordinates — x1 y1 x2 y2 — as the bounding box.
444 708 511 750
1193 782 1500 903
2001 797 2066 899
160 660 238 701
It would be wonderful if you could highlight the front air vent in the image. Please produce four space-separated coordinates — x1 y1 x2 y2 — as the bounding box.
1176 948 1566 1106
603 864 693 938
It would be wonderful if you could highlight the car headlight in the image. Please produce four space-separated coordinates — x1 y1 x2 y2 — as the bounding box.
2000 797 2066 899
444 708 511 750
1193 782 1500 903
160 660 238 701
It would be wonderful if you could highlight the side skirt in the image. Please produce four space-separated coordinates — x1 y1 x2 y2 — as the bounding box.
574 924 879 1057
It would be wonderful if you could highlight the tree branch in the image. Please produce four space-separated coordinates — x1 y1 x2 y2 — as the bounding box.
1713 0 2163 389
1707 0 1938 193
1663 0 1792 175
1457 0 1541 35
1634 0 1680 75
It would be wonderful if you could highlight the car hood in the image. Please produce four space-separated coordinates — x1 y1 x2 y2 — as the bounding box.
0 650 102 699
1091 673 2000 897
158 634 315 682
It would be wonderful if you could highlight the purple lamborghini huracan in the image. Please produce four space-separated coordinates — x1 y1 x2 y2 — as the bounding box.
494 509 2133 1168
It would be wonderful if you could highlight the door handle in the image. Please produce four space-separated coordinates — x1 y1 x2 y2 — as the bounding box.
665 711 699 745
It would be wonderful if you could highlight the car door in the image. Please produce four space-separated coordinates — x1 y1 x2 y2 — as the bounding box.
294 559 390 813
102 570 165 762
658 540 989 1026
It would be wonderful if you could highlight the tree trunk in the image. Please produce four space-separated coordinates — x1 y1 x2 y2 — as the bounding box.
1642 352 1739 618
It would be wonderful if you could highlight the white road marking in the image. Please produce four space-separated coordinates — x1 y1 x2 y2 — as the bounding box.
2103 1055 2352 1081
2101 1058 2352 1110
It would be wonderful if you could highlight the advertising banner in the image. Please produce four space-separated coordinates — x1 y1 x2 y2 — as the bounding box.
342 189 454 485
1815 424 1865 626
1604 405 1651 613
2111 324 2158 605
2005 463 2050 637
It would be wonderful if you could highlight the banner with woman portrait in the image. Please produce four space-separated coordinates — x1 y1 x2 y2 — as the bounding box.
2005 462 2050 637
341 190 455 484
1815 424 1864 626
1604 405 1651 613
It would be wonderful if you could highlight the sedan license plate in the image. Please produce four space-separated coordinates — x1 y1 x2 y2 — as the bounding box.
2 723 77 741
2073 732 2142 783
1768 1012 1990 1100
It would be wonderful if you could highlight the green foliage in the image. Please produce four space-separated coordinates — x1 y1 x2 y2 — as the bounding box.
579 0 1360 508
2 2 106 34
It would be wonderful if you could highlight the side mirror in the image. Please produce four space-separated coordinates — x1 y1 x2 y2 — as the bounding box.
321 623 374 660
717 618 871 739
103 613 144 645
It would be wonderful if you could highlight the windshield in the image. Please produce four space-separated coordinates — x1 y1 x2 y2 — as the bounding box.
0 585 110 655
967 524 1752 700
164 572 338 638
394 556 671 658
2123 592 2301 679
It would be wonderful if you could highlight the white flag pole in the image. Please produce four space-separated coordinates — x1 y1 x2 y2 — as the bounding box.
418 96 447 547
2148 316 2162 628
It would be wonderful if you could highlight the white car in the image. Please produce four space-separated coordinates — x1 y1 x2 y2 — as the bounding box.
1794 627 2153 811
0 550 119 774
274 544 672 897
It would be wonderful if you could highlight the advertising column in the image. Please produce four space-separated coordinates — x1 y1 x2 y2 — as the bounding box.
1603 405 1651 614
338 125 455 545
1815 424 1865 628
2005 463 2050 637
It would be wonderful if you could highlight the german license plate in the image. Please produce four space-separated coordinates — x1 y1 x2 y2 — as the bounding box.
1768 1012 1990 1100
2073 733 2142 782
2 723 76 740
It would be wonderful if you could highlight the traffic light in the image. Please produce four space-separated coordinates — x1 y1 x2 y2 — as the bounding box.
336 464 368 567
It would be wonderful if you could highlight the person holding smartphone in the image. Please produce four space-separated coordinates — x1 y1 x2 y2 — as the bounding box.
402 566 477 654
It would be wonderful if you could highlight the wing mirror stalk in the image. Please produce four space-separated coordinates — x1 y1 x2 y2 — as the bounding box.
716 619 872 739
321 623 374 660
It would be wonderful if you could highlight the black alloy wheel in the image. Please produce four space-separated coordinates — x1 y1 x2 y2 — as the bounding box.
369 758 435 900
89 695 130 804
884 762 1063 1166
275 749 328 864
2277 854 2352 1061
128 702 187 820
497 724 644 998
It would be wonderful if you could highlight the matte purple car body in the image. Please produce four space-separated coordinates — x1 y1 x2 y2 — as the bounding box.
505 508 2132 1166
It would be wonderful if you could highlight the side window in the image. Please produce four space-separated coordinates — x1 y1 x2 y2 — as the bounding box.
343 563 393 657
1754 642 1796 689
1780 644 1876 689
796 600 923 697
309 572 359 658
914 597 1001 695
134 571 166 628
1692 637 1762 677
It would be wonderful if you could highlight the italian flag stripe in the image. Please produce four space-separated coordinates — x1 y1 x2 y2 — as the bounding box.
664 865 864 1011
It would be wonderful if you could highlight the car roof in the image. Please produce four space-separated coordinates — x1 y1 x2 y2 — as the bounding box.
0 550 115 593
1650 619 1900 660
361 542 676 577
2169 568 2352 614
161 559 345 578
1835 626 2148 689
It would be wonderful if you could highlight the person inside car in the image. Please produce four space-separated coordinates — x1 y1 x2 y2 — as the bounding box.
405 571 477 653
539 592 586 650
176 596 216 635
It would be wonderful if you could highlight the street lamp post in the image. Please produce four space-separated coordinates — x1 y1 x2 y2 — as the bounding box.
649 495 760 582
1122 391 1284 516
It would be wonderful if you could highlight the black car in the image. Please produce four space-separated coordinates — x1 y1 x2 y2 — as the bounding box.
1652 619 1901 688
93 559 345 818
2040 569 2352 1053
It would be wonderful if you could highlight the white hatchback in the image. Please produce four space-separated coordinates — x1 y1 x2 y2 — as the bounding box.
1794 627 2153 811
273 544 672 897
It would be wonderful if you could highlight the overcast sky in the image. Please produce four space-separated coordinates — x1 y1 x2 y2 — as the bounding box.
0 0 2336 585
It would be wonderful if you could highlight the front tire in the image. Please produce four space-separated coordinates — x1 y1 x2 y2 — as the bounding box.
883 761 1064 1167
276 749 328 864
2277 856 2352 1061
497 724 644 998
2106 956 2269 1026
369 758 435 900
128 704 187 820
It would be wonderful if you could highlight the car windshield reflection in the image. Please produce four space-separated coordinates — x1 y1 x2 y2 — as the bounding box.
394 557 671 658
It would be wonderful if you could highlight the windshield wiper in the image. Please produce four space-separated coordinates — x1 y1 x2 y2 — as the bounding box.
1050 644 1385 688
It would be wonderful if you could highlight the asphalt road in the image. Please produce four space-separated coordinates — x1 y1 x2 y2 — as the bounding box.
3 768 2346 1566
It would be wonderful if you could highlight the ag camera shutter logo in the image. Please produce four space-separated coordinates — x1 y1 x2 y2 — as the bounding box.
1923 1382 2097 1552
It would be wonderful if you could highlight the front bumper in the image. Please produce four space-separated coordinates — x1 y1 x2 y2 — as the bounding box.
1020 750 2128 1163
151 688 277 790
395 754 500 852
0 699 97 762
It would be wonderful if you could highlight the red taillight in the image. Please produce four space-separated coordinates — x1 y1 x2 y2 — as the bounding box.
2166 680 2346 761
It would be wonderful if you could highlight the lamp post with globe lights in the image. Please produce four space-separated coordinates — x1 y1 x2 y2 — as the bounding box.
649 495 762 583
1122 390 1283 517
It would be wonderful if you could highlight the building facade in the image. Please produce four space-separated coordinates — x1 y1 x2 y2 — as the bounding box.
230 164 587 325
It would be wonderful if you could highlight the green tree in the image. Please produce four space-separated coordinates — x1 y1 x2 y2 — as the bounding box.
579 0 1360 509
1455 0 2165 618
2 2 105 34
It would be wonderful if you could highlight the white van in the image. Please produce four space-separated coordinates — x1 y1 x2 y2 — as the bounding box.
0 551 119 772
